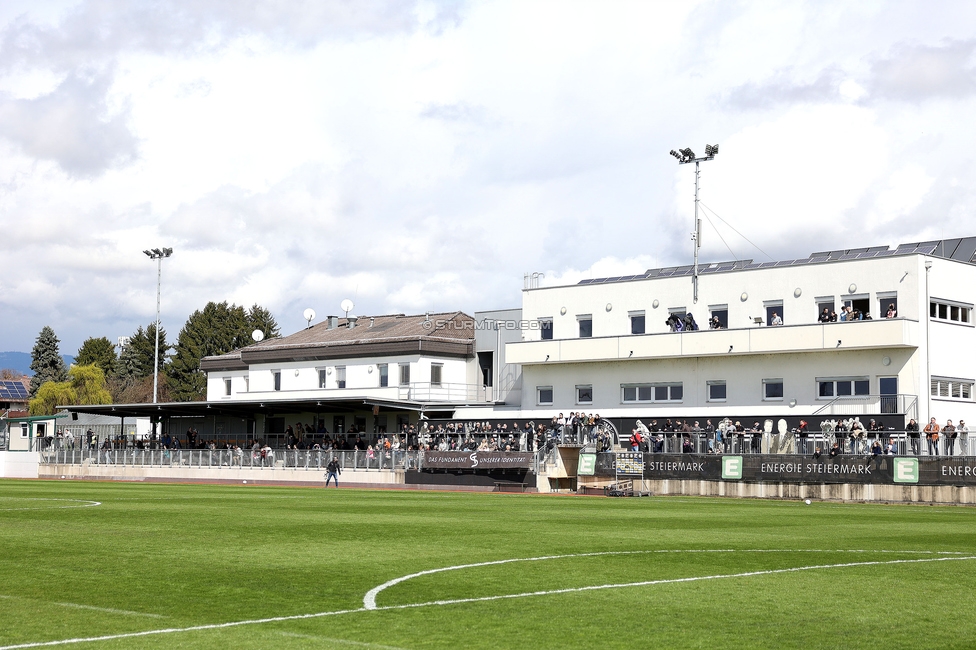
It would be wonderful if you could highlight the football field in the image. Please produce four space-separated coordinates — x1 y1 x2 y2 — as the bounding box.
1 479 975 649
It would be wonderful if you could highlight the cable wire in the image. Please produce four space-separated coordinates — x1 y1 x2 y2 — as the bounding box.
699 210 738 261
699 201 775 262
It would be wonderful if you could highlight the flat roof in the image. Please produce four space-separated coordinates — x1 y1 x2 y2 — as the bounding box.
572 236 976 287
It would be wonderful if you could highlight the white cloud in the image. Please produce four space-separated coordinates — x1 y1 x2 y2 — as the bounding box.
3 0 976 355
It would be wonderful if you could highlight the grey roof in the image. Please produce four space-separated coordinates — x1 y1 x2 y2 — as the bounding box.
577 236 976 286
202 312 475 366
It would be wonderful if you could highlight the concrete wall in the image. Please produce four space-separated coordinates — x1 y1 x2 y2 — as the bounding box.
0 452 39 478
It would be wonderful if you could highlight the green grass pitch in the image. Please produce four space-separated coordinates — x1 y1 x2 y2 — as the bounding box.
1 480 975 649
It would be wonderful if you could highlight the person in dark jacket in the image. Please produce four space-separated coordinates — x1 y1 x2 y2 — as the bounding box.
325 457 341 487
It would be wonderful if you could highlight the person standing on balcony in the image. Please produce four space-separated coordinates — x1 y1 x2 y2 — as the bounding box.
923 418 940 456
959 420 969 456
944 420 957 456
771 312 783 326
905 419 920 455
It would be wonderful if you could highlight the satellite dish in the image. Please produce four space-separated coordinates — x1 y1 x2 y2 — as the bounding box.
252 329 265 342
303 308 316 328
340 299 354 316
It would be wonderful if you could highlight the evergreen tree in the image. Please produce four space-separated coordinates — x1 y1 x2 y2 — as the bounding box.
117 324 169 380
247 304 281 340
29 326 67 397
168 301 279 401
76 337 118 376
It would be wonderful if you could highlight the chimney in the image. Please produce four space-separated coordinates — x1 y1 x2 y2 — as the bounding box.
369 317 375 327
347 315 358 329
328 316 338 329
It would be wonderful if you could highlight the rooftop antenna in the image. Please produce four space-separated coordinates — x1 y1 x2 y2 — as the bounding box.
303 308 316 329
340 299 354 318
252 329 265 342
670 143 719 303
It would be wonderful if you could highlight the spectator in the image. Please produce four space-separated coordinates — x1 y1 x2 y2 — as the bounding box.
886 303 897 318
944 420 957 456
324 456 341 487
770 312 783 326
923 418 940 456
959 420 969 456
906 418 920 455
829 442 841 457
819 308 831 323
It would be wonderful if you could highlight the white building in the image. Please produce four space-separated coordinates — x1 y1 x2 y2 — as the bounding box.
483 237 976 430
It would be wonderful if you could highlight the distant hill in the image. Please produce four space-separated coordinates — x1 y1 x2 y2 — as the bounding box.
0 352 76 376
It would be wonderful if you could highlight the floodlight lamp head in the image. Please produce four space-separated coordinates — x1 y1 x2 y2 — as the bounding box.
162 247 173 257
681 148 695 159
152 248 163 256
143 250 152 257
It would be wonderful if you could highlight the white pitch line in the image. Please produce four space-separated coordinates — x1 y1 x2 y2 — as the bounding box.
362 548 967 609
279 631 409 649
0 595 164 619
0 499 100 511
370 555 976 612
2 551 974 650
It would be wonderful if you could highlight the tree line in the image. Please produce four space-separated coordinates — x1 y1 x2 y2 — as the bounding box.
21 302 280 415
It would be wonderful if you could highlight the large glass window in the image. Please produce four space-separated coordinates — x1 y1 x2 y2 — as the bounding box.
931 300 972 325
399 364 410 386
621 385 655 402
931 377 974 401
817 377 869 399
431 363 443 386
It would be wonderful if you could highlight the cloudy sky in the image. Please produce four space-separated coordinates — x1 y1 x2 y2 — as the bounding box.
2 0 976 355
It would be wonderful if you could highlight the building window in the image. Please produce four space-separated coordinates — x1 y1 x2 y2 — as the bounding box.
653 383 683 402
336 366 346 389
816 297 835 321
707 381 726 402
931 377 974 401
537 386 553 405
709 305 728 329
224 378 232 396
318 369 327 388
578 315 592 338
540 319 553 340
273 371 281 392
930 299 973 325
878 293 898 319
378 364 388 387
244 375 249 392
431 363 443 386
399 364 411 386
765 302 784 326
621 384 654 402
817 377 870 399
576 385 593 404
630 312 645 335
763 379 783 401
624 383 682 402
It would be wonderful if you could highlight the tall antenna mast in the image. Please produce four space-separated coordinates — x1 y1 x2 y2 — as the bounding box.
670 144 719 303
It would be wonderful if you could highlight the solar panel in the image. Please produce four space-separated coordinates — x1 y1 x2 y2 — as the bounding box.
856 251 880 259
866 246 890 253
716 264 735 271
0 381 28 400
577 279 595 285
915 244 938 254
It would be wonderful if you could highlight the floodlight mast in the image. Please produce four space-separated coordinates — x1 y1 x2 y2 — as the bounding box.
669 144 718 303
143 247 174 404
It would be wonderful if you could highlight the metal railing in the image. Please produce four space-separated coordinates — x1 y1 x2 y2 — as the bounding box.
39 448 422 471
397 383 489 402
813 393 918 419
632 430 975 456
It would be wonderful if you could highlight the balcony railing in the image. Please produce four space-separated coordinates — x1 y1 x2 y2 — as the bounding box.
397 382 489 403
813 393 917 419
